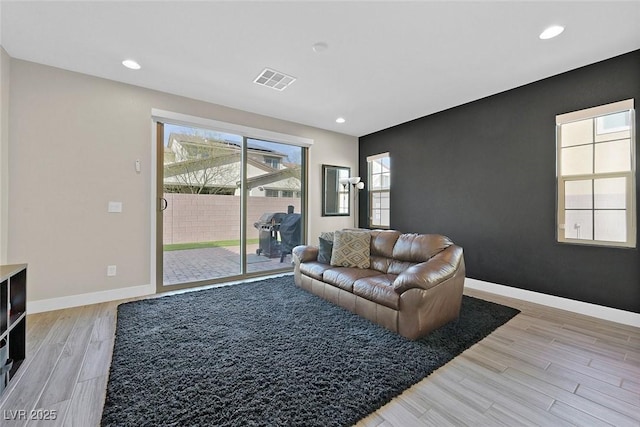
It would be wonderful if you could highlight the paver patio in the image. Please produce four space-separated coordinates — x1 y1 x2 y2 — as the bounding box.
163 244 293 285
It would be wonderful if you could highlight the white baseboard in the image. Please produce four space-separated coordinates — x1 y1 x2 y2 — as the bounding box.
27 276 639 328
465 278 640 328
28 283 155 314
27 273 294 314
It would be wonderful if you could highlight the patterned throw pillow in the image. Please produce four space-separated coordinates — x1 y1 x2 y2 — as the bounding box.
330 230 371 269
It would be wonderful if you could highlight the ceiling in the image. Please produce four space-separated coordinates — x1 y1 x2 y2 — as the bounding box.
1 1 639 137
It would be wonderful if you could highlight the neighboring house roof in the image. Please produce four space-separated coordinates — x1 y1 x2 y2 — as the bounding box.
164 152 274 178
167 133 288 159
164 133 301 191
243 166 301 190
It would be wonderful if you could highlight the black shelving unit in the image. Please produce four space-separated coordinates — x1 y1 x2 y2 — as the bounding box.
0 264 27 395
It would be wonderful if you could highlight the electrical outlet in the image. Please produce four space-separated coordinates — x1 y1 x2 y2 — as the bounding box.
107 265 117 276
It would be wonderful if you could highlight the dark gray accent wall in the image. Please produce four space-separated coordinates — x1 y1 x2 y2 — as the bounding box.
359 50 639 313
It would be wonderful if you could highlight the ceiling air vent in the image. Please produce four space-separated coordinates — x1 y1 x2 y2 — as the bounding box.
253 68 296 91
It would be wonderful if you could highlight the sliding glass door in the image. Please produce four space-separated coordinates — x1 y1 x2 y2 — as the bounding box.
245 139 304 273
156 121 305 291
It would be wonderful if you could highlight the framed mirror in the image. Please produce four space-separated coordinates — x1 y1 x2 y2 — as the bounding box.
322 165 350 216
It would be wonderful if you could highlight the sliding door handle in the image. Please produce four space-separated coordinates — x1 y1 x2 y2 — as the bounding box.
159 198 168 211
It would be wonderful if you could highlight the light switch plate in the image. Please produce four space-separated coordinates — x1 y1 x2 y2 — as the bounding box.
107 265 117 276
108 201 122 213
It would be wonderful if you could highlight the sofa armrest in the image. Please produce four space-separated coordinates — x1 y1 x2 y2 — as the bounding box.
393 245 463 293
292 245 319 264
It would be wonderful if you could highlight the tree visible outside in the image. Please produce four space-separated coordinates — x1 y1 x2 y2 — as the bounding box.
163 126 302 196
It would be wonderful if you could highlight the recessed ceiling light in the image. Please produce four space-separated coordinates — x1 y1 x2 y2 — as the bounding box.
539 25 565 40
122 59 141 70
312 42 328 53
336 117 346 124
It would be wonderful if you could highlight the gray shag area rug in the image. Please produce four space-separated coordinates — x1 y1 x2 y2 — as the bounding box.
101 276 519 427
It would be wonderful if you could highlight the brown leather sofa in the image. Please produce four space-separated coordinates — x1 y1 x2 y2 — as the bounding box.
292 230 465 340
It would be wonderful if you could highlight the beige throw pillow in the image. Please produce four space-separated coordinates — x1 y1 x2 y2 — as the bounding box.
330 230 371 269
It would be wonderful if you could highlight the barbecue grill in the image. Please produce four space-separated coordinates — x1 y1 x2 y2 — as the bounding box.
253 212 286 258
278 213 301 262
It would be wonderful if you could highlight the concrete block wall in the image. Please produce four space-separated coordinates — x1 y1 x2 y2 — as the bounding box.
163 193 301 244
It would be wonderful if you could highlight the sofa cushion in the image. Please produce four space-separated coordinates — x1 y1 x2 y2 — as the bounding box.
388 260 417 275
317 237 333 264
353 274 400 310
370 230 401 258
322 267 382 292
392 234 452 263
330 230 371 269
299 261 333 281
369 230 402 273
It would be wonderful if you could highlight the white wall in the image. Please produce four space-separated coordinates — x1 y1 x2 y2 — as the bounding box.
9 59 357 304
0 47 9 264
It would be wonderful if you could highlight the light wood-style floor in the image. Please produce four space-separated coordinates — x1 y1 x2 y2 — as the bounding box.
0 286 638 426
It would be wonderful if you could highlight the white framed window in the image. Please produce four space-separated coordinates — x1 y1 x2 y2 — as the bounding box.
368 152 390 228
556 99 636 248
264 156 281 169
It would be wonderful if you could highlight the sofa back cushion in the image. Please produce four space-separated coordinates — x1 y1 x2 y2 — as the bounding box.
369 230 401 273
392 233 452 261
388 234 452 275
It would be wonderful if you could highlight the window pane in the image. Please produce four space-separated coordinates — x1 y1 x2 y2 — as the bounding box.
594 139 631 173
379 210 390 227
370 161 390 190
561 145 592 176
373 211 381 223
372 194 381 208
372 160 382 174
596 111 631 135
380 192 390 209
594 210 627 242
564 210 593 240
565 180 592 209
371 175 382 190
594 177 626 209
372 192 389 207
560 119 593 147
381 173 390 189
